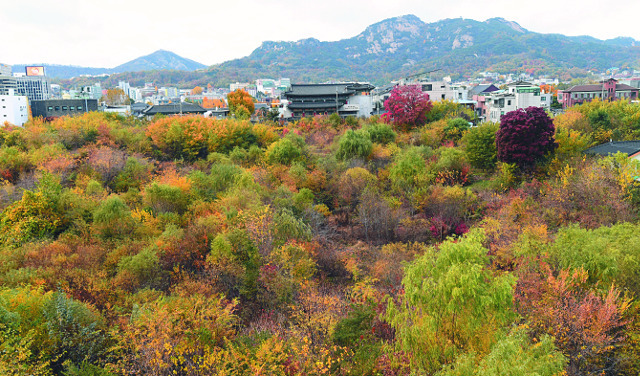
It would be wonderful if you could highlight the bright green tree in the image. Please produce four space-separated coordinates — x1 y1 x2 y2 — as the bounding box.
386 229 517 373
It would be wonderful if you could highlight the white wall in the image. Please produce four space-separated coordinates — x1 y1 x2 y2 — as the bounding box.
0 95 29 126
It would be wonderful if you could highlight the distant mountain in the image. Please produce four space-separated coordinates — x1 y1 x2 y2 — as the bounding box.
113 50 206 73
12 50 206 79
27 16 640 87
213 15 640 84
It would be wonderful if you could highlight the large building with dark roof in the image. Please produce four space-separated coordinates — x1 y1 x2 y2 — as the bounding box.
283 83 375 119
140 103 207 118
31 99 98 119
558 78 638 109
584 140 640 161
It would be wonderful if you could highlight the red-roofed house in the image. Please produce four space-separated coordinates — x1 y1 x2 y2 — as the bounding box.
557 78 638 109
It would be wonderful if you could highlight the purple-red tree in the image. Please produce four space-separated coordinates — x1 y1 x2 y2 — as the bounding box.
496 106 557 171
383 85 432 130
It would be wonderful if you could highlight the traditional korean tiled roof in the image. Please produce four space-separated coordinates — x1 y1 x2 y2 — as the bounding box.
287 102 344 110
285 83 374 97
142 103 206 115
584 140 640 156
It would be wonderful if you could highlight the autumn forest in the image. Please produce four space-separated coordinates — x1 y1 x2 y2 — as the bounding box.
1 97 640 375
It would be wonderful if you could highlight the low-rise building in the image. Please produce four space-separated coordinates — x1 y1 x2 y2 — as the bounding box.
485 81 549 123
470 84 500 121
558 78 639 109
30 99 98 119
584 140 640 162
140 102 207 119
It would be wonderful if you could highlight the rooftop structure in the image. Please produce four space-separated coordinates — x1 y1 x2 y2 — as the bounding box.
584 140 640 161
140 102 207 118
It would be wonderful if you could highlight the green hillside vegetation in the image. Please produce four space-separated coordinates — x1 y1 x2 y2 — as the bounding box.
1 98 640 374
52 15 640 88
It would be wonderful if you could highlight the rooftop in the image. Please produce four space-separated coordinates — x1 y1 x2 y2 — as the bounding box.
142 103 206 115
584 140 640 157
285 83 374 97
563 83 638 93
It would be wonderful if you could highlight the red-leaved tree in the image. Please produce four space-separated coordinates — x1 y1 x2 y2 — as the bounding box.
383 85 432 131
515 263 630 375
496 106 557 171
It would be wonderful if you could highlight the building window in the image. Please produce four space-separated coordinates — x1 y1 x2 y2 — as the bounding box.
62 106 67 111
55 106 60 111
69 106 74 111
78 106 83 111
507 100 511 106
48 106 53 111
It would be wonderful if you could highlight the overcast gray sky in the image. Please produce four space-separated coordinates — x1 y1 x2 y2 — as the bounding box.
2 0 639 68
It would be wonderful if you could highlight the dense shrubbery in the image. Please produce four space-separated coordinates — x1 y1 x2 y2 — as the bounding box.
0 105 639 375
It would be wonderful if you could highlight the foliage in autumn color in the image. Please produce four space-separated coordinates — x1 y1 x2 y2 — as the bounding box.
383 84 432 130
496 106 558 171
0 99 638 374
227 89 255 119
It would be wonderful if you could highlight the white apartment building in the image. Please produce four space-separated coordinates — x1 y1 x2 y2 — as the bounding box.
128 88 142 102
118 81 131 96
486 81 550 123
159 87 179 98
0 91 30 126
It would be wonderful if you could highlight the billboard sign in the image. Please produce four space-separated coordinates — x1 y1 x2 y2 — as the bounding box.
25 66 45 76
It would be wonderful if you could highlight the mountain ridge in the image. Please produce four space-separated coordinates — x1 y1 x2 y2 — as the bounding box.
11 50 206 79
12 15 640 86
213 15 640 84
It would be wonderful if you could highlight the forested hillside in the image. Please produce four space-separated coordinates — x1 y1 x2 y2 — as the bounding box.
50 15 640 88
1 98 640 374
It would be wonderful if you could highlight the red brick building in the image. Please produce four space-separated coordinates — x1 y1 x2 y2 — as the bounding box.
558 78 638 109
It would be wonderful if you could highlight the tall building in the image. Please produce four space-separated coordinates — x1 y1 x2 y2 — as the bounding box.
0 90 30 126
118 81 131 96
0 63 17 96
0 64 11 76
15 76 51 101
0 75 17 96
